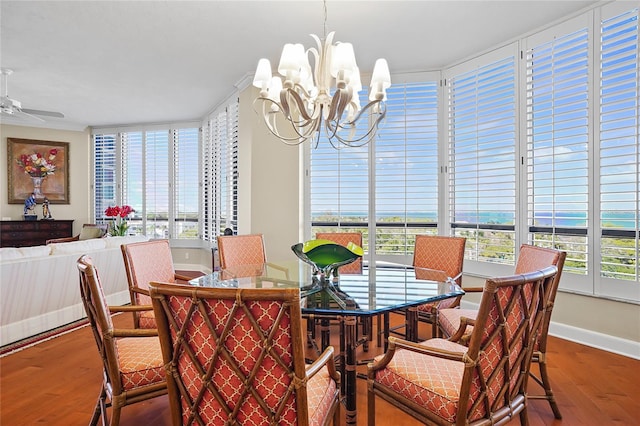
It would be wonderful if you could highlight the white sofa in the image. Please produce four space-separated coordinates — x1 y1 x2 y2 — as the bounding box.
0 235 149 347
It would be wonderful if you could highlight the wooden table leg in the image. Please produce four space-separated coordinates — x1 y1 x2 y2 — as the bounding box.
405 307 418 342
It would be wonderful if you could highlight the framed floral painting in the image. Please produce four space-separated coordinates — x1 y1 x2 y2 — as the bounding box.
7 138 69 204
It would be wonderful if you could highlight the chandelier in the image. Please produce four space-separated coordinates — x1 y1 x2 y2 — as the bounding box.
252 3 390 148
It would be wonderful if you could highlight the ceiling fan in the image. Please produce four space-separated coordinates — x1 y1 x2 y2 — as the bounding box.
1 68 64 121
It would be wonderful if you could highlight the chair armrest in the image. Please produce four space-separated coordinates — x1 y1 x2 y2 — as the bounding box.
264 262 291 280
447 316 476 344
461 286 483 293
306 345 341 384
108 304 154 313
46 235 80 244
110 328 158 338
174 272 196 283
369 336 466 373
130 287 151 297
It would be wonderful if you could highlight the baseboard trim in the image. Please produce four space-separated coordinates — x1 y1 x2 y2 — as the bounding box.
460 300 640 360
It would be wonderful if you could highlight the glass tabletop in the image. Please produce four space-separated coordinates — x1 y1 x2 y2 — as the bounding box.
190 260 464 317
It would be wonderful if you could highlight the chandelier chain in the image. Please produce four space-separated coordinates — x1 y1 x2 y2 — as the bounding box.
323 0 328 40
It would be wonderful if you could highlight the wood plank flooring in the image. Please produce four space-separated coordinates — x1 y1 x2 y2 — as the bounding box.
1 312 638 425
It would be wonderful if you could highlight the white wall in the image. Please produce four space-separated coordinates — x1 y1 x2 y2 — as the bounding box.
1 124 91 236
238 86 301 262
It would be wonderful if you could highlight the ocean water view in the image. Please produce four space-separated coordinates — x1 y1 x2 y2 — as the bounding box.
324 211 637 229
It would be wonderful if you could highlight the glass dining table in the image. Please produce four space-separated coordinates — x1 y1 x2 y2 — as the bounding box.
189 260 464 426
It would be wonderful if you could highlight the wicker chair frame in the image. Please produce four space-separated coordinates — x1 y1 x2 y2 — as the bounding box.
368 265 558 426
121 239 193 328
440 244 567 419
77 255 167 426
149 282 341 426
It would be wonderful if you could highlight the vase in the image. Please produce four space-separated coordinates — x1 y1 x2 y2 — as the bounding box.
291 239 363 282
31 176 44 198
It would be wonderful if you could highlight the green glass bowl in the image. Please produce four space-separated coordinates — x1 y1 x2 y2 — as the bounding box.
291 239 363 276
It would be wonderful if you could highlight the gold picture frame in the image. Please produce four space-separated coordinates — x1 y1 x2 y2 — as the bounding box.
7 138 70 204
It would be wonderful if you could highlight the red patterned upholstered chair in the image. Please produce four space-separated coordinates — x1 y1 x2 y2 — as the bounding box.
217 233 267 269
315 232 363 274
367 265 558 426
438 244 566 419
149 282 341 426
77 255 167 426
382 235 466 345
121 239 194 329
216 233 290 280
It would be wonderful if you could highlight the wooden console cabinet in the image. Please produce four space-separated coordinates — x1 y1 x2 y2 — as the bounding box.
0 220 74 247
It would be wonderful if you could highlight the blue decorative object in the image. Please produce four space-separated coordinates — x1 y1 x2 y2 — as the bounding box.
24 192 37 215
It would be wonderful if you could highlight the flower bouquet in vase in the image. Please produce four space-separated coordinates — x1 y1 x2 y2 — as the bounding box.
16 149 57 199
105 205 135 236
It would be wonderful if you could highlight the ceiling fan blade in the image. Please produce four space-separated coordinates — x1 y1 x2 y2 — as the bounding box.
15 109 46 122
21 108 64 118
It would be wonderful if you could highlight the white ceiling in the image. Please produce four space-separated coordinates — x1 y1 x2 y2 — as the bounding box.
1 0 600 131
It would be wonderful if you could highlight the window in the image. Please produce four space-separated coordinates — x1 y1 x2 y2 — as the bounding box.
173 128 200 239
309 75 440 261
524 16 590 279
93 133 117 219
598 4 639 296
375 80 440 257
201 97 239 242
446 46 518 269
92 123 200 240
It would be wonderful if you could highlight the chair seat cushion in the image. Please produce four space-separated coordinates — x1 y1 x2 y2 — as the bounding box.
306 365 338 426
439 308 477 338
138 310 157 329
373 338 467 423
116 336 165 390
416 301 437 313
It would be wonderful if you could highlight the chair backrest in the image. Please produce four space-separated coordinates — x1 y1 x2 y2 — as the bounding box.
149 282 314 425
412 235 466 285
77 255 120 393
315 232 363 274
514 244 566 353
121 239 178 308
216 233 267 269
460 265 558 422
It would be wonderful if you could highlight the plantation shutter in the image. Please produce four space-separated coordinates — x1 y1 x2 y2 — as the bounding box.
598 4 639 296
93 133 117 221
524 14 590 282
202 119 214 241
375 79 439 257
310 89 370 249
202 97 239 242
172 127 200 239
121 131 143 234
143 130 170 237
446 45 518 269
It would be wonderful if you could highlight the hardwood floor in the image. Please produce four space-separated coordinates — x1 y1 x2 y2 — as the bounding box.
1 313 638 425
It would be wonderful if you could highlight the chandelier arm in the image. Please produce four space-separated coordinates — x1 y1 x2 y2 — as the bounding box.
282 88 315 122
326 102 387 147
337 117 385 147
254 98 317 145
272 113 321 143
344 99 385 127
334 88 352 123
